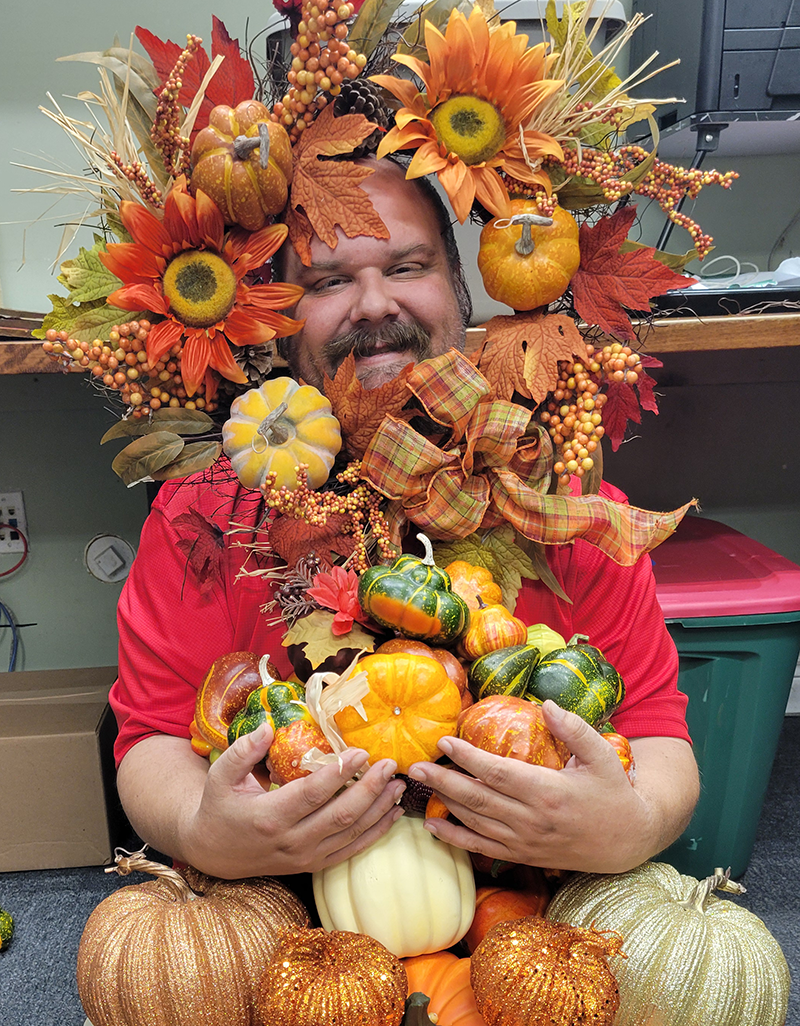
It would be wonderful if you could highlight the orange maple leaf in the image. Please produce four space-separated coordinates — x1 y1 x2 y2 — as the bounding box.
476 312 588 404
286 106 390 265
323 353 414 458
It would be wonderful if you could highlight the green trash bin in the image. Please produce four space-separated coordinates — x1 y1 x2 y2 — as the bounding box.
651 516 800 880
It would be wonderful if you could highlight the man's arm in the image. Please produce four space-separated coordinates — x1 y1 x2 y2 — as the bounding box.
117 725 406 879
407 700 699 874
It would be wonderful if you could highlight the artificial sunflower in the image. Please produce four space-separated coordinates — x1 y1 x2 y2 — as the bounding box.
372 6 565 223
99 176 305 396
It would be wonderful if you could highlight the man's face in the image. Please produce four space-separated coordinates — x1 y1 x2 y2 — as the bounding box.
279 163 467 391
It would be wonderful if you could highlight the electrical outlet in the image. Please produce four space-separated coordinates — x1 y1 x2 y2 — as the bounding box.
0 492 28 553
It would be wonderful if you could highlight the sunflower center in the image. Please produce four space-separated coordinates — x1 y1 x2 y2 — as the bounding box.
430 95 506 165
162 250 237 328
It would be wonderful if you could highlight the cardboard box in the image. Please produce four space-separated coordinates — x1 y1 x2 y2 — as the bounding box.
0 666 127 872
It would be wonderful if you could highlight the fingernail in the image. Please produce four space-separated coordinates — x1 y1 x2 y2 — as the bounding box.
437 737 454 755
391 806 405 822
381 760 398 782
544 700 566 722
407 764 426 781
391 779 406 804
423 818 438 835
350 750 370 771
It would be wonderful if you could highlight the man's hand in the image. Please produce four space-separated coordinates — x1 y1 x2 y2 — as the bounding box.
117 727 406 880
407 700 698 873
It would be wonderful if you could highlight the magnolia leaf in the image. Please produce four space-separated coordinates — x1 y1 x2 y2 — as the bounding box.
515 536 571 605
111 431 185 486
151 440 222 480
620 240 699 271
100 408 215 444
323 353 413 458
349 0 405 57
57 237 121 303
33 296 148 343
283 609 376 669
101 419 149 444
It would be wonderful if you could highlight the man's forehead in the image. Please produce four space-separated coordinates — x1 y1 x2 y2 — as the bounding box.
287 239 443 278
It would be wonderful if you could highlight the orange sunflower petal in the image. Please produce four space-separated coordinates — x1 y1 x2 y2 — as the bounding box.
222 308 277 346
208 336 248 385
439 160 474 224
472 165 512 219
226 222 289 273
146 317 185 366
119 201 173 258
194 187 226 252
423 19 451 100
243 282 305 311
439 10 478 96
506 78 564 129
164 177 201 251
389 53 435 97
179 330 212 396
377 120 438 160
204 367 219 403
107 283 168 315
407 141 449 179
99 242 163 285
369 74 422 111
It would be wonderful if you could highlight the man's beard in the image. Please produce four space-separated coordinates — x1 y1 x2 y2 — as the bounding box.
323 322 433 389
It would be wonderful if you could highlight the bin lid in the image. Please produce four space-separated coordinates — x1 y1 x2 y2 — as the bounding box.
652 516 800 618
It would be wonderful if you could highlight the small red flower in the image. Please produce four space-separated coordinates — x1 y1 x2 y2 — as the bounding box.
307 565 364 636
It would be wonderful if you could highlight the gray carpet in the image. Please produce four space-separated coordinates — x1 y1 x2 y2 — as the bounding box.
2 718 799 1026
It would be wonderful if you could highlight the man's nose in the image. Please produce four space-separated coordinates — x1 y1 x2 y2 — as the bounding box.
348 275 401 325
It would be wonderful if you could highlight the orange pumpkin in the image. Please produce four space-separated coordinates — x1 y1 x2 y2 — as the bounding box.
402 952 486 1026
460 599 528 660
445 561 503 611
190 100 293 231
457 695 570 768
375 637 468 695
464 880 550 953
477 202 580 311
335 653 462 773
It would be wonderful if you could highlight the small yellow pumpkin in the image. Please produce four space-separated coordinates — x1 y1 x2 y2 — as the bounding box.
222 377 342 490
477 201 580 311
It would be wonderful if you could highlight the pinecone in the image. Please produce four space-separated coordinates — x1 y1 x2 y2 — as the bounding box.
216 344 275 402
333 79 392 159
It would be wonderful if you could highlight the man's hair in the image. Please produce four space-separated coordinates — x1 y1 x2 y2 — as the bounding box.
273 160 472 360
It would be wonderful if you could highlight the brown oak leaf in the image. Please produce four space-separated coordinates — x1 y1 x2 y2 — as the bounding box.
286 106 390 265
571 206 696 339
476 312 588 404
173 509 225 595
323 353 414 458
269 512 356 570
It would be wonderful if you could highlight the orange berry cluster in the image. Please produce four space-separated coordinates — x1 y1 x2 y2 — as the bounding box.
262 462 397 573
107 151 163 209
270 0 367 141
538 343 645 486
41 323 218 418
151 34 202 177
502 176 559 217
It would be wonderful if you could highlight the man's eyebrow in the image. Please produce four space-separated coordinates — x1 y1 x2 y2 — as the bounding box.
299 243 438 275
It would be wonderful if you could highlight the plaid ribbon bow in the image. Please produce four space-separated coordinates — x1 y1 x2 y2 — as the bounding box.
360 350 695 566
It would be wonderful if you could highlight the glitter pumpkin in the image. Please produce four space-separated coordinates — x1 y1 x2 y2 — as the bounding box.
470 916 623 1026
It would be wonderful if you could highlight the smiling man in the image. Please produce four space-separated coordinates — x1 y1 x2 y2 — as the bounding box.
277 159 471 390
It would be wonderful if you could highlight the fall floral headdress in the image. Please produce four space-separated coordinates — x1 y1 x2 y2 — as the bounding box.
31 0 734 642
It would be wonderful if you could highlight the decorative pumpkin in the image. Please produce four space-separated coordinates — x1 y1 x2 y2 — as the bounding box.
257 927 407 1026
463 878 550 953
375 637 468 697
402 952 486 1026
312 813 476 958
76 852 309 1026
477 202 581 311
457 695 570 768
470 917 623 1026
358 534 469 645
222 377 342 491
467 644 541 701
526 635 625 728
601 729 635 782
525 622 567 656
190 100 292 231
444 560 503 611
546 862 791 1026
460 598 528 660
192 650 264 753
0 905 13 950
334 652 462 774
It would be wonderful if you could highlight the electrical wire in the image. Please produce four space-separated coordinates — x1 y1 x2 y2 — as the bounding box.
0 523 29 577
0 600 19 671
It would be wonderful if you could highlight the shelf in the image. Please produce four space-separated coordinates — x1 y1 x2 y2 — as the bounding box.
3 310 800 376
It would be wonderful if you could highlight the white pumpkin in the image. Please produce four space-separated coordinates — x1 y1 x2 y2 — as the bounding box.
312 812 475 957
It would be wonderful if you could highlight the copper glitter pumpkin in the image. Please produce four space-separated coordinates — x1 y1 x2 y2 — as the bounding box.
257 927 407 1026
76 854 309 1026
470 916 622 1026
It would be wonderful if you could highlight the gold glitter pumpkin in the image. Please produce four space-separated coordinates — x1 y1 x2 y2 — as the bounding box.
546 861 791 1026
470 917 622 1026
257 927 407 1026
76 853 309 1026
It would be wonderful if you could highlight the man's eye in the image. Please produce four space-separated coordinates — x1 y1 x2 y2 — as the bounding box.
313 276 347 291
391 263 423 275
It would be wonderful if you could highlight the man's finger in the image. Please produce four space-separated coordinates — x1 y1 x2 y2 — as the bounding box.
541 700 619 773
208 723 274 787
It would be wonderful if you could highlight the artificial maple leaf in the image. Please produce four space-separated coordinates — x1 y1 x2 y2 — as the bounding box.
571 206 696 340
173 508 225 595
282 609 377 668
135 18 254 138
323 353 413 458
269 513 356 570
602 381 642 451
635 367 659 414
286 106 389 265
477 313 588 404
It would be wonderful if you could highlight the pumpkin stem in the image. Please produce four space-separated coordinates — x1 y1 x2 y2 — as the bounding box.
254 401 291 449
233 122 271 168
416 532 436 567
402 992 438 1025
500 212 554 257
259 654 278 687
680 866 747 912
104 848 198 902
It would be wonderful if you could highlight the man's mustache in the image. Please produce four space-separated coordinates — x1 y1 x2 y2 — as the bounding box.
323 322 432 367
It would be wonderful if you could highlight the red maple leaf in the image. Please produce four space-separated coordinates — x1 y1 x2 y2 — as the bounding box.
135 18 255 138
173 508 225 595
571 207 696 339
269 513 356 570
602 381 642 451
635 367 659 414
